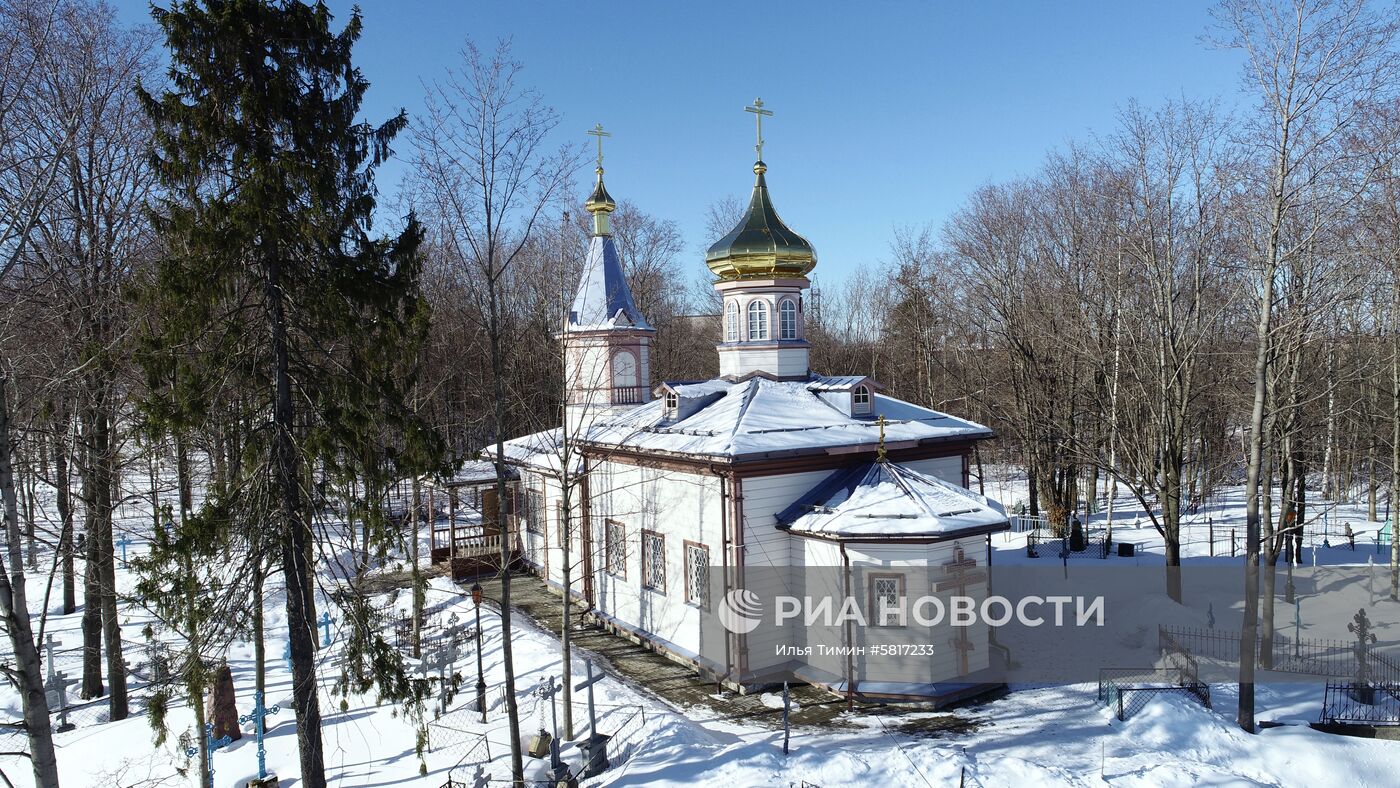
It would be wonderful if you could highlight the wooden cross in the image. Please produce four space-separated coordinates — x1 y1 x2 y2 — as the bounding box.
587 123 611 170
948 629 976 676
935 544 986 594
745 98 773 160
937 543 985 676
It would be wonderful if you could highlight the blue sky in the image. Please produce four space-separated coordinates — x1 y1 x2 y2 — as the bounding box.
111 1 1245 283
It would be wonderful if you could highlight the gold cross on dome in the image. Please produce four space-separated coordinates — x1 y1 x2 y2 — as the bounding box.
587 123 611 169
876 415 888 463
745 98 773 161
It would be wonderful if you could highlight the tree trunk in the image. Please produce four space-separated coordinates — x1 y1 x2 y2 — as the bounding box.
55 413 75 615
488 270 525 784
80 470 103 698
93 407 128 720
411 476 422 659
0 373 62 787
270 255 326 788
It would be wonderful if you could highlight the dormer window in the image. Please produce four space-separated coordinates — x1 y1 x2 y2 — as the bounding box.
853 385 871 414
779 298 797 340
747 300 769 340
725 300 739 341
665 391 678 413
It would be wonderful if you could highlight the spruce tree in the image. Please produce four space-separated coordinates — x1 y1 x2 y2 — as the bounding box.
136 2 441 784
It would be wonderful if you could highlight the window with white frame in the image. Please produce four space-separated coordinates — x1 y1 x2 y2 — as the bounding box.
605 520 625 577
665 390 678 414
747 300 769 340
779 298 797 339
685 542 710 607
852 385 871 414
724 300 739 341
870 573 905 626
641 530 665 591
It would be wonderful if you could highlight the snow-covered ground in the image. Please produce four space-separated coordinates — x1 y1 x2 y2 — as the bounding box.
4 467 1400 787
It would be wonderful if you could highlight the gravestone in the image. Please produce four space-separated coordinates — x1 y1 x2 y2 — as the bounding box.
206 663 242 741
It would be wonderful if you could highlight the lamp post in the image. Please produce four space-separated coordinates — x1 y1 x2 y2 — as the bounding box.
472 581 486 723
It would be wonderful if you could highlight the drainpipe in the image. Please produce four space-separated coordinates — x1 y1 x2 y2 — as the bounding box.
841 541 854 710
732 475 747 681
580 454 594 609
714 465 731 690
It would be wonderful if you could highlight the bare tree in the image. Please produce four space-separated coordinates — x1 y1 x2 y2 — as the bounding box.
410 39 578 783
1212 0 1400 732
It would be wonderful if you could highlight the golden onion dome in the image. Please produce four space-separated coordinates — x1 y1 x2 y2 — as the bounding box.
585 166 616 235
705 160 816 281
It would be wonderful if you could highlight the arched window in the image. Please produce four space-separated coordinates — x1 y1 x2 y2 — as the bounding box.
665 391 678 412
612 350 637 388
747 300 769 341
779 298 798 340
724 300 739 342
853 385 871 414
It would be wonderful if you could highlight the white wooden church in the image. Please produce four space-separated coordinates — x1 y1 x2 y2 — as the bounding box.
495 119 1009 704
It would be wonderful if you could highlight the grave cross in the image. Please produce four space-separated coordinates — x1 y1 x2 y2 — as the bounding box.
185 721 233 787
574 659 605 740
44 663 75 733
319 611 334 647
116 532 131 563
238 689 281 780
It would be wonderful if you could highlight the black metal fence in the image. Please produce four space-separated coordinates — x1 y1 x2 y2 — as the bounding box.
1321 681 1400 725
1160 625 1400 683
1096 667 1211 721
1026 527 1110 559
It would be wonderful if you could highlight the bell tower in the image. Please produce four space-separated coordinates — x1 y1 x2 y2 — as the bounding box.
560 125 654 434
705 99 815 380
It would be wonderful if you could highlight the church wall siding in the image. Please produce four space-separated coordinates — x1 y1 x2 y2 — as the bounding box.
585 459 725 664
736 470 831 671
902 455 965 487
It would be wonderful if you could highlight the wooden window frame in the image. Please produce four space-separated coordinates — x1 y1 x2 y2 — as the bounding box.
525 485 545 535
852 385 871 414
641 529 666 593
683 540 710 608
604 519 626 579
868 572 906 627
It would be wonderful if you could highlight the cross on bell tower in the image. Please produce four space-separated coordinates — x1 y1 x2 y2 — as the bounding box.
745 98 773 161
706 97 817 380
562 126 655 433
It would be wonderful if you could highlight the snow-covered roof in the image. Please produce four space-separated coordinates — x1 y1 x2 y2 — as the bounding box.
492 428 585 476
806 375 881 392
568 233 652 331
437 459 513 486
775 461 1008 539
570 376 992 461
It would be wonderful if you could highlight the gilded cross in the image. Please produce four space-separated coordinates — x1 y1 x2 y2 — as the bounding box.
587 123 611 169
745 97 773 160
876 415 888 463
